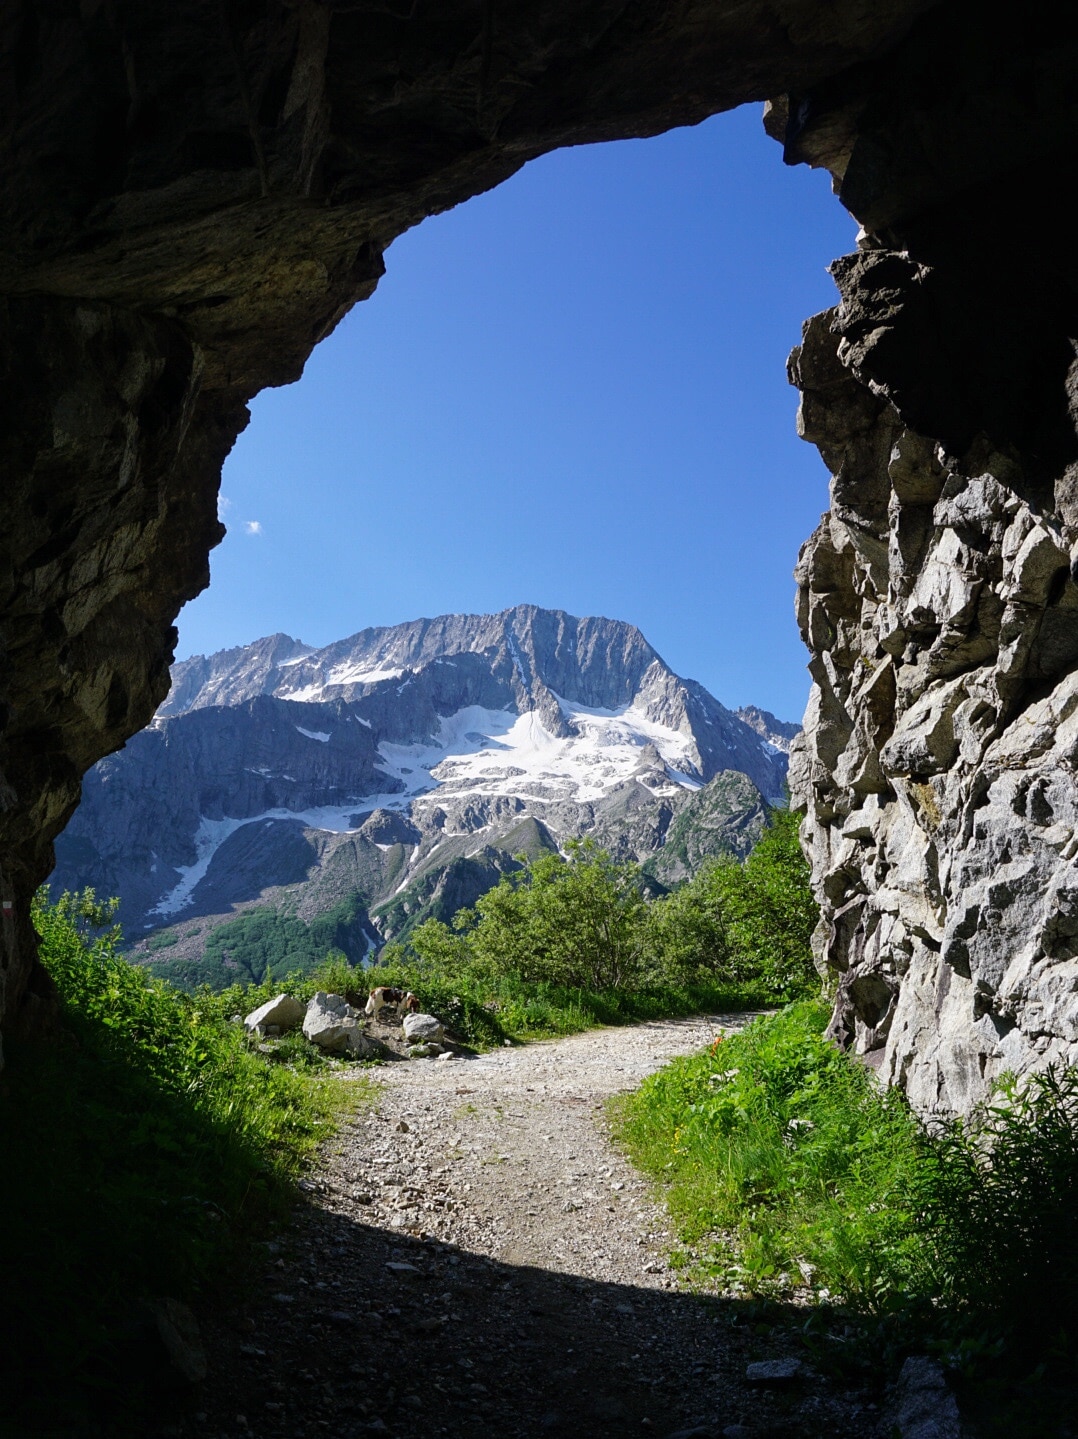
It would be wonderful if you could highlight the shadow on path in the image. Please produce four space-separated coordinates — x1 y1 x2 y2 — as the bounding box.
190 1205 883 1439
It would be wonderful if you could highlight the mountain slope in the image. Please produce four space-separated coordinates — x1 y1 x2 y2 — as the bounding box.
53 606 796 984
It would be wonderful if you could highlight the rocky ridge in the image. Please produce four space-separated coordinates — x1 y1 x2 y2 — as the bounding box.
52 606 790 978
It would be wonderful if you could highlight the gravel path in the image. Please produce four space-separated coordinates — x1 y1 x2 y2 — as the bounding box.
347 1014 733 1283
191 1017 884 1439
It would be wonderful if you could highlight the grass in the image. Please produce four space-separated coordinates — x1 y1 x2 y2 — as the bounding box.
307 951 772 1048
611 1001 1078 1434
612 1001 924 1301
0 892 376 1434
204 949 772 1055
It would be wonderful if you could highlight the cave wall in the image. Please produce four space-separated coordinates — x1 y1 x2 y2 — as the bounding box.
2 0 1076 1112
779 1 1078 1110
0 0 933 1055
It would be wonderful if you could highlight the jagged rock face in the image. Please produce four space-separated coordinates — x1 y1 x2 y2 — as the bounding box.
0 0 932 1044
780 3 1078 1111
161 605 787 795
735 707 801 756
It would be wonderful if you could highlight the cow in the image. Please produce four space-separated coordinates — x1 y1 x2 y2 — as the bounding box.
365 986 421 1021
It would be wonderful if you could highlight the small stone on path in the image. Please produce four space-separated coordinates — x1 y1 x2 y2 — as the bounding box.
745 1357 803 1384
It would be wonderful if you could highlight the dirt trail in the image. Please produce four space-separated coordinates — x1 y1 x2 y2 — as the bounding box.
193 1017 882 1439
346 1015 732 1282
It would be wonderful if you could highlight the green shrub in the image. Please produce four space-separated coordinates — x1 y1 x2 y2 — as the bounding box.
460 838 650 989
907 1066 1078 1344
645 808 816 999
613 1002 1078 1359
0 890 362 1427
378 815 818 1009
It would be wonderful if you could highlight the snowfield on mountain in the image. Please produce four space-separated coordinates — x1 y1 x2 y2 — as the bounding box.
53 606 798 985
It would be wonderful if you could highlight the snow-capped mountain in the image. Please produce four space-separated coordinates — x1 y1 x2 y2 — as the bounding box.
52 606 796 986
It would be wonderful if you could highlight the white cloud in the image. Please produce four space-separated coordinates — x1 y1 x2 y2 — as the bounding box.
217 495 234 521
244 520 263 536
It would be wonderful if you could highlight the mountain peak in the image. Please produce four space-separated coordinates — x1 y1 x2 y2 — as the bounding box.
162 606 666 719
55 606 797 971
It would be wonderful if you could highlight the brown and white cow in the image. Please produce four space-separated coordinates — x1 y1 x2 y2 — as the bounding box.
365 986 421 1021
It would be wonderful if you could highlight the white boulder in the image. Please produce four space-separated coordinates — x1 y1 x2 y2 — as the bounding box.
244 993 305 1035
402 1012 444 1045
303 992 379 1056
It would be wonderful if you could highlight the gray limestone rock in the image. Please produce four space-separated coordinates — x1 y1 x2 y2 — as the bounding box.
243 993 305 1035
403 1013 445 1045
790 279 1078 1114
303 993 378 1056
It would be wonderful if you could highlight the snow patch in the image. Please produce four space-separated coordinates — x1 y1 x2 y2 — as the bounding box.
329 662 403 686
370 699 700 808
151 816 249 918
282 664 403 703
295 726 331 743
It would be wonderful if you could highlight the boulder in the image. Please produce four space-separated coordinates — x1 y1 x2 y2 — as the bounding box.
402 1012 444 1045
244 993 305 1035
884 1356 966 1439
303 992 379 1056
145 1297 208 1385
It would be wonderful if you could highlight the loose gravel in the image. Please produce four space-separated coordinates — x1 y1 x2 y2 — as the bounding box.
187 1016 885 1439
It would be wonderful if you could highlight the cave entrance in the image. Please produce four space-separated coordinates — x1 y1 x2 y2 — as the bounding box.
178 105 852 728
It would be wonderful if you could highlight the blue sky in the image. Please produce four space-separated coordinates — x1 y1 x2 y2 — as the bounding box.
177 103 855 723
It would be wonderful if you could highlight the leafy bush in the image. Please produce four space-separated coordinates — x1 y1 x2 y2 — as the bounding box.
460 839 650 989
646 809 817 998
614 1002 1078 1357
907 1066 1078 1342
375 813 818 1009
0 890 363 1426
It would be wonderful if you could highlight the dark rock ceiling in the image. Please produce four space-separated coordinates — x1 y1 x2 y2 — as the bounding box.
3 0 1077 1099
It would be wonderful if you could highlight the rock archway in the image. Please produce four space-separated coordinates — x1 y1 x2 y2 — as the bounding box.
3 0 1077 1108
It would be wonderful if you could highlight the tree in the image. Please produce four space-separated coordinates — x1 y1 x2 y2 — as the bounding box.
644 808 817 999
464 839 649 990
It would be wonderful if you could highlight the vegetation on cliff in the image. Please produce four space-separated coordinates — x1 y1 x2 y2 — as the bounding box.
146 894 371 990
